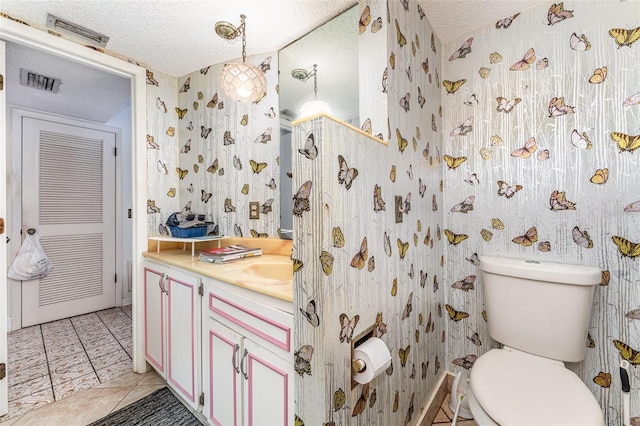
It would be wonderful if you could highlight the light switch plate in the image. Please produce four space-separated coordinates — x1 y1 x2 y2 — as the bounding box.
395 196 403 223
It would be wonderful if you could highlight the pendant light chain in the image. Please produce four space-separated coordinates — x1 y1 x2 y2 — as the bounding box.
241 15 247 63
313 64 318 100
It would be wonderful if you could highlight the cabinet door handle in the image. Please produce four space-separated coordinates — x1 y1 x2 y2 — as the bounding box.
159 273 168 294
232 345 240 373
240 348 248 380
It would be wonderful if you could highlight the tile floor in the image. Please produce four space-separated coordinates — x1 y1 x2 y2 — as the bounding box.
431 392 477 426
1 306 140 423
1 369 166 425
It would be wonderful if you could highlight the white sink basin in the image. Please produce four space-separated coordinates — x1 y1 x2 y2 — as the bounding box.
243 262 293 282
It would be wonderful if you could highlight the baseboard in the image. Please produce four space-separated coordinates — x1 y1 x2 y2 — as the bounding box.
417 371 455 426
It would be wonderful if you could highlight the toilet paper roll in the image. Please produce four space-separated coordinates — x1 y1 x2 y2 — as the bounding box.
353 337 392 385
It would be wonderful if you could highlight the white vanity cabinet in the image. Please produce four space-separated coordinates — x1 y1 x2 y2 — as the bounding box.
202 278 294 426
143 260 201 410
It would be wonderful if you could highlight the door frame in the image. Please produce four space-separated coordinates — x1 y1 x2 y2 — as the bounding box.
13 110 121 326
0 18 148 376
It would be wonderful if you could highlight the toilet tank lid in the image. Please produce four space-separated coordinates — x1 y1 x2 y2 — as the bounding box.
470 349 604 425
479 256 601 286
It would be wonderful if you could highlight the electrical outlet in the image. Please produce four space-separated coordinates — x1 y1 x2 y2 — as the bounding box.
249 202 260 219
395 196 403 223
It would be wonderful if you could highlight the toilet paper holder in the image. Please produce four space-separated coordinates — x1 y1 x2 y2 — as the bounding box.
350 325 376 389
351 358 367 373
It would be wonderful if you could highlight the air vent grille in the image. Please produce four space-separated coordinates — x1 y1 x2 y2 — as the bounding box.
280 109 296 121
20 69 62 93
46 14 110 47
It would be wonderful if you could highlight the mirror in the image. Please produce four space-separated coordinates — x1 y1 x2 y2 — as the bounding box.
279 5 359 235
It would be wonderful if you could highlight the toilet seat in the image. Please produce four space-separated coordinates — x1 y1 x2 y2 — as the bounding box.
470 349 604 425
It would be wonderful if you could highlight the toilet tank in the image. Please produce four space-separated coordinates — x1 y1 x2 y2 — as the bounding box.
479 256 601 362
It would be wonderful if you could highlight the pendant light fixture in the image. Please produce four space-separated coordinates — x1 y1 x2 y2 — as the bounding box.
292 64 332 118
216 14 267 103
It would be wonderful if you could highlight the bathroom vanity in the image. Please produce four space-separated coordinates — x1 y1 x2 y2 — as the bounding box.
142 237 294 425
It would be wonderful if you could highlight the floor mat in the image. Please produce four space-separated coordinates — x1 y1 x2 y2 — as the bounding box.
88 387 202 426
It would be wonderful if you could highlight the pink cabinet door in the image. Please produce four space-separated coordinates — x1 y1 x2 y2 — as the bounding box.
143 265 165 375
206 320 242 425
166 269 200 409
242 338 293 426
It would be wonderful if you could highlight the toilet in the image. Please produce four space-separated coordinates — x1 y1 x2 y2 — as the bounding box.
468 256 605 425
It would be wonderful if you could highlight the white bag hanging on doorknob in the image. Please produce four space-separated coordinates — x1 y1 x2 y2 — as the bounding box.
7 232 54 280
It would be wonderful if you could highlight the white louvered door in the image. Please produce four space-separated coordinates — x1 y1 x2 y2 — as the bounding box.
21 117 116 326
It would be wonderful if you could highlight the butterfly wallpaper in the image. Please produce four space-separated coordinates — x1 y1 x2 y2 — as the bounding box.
293 1 445 424
442 1 639 424
140 1 639 424
145 53 281 237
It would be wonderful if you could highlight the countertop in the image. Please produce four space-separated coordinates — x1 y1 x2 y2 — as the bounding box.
143 249 293 303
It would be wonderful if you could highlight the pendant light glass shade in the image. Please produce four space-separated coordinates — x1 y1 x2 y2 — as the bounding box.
300 99 332 117
220 61 267 102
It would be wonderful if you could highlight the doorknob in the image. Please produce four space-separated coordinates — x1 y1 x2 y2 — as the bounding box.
26 228 36 235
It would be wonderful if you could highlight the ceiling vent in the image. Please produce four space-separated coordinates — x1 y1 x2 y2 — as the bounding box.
20 69 62 93
46 14 110 48
280 109 296 121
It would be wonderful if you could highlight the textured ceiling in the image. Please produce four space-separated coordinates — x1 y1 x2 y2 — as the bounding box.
0 0 356 77
5 41 130 123
1 0 550 77
1 0 550 123
419 0 548 46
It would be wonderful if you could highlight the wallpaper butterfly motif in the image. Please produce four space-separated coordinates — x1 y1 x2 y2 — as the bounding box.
548 97 575 117
611 236 640 259
569 32 591 51
293 181 312 217
450 116 473 136
572 226 593 248
299 133 318 159
445 304 469 321
443 79 466 95
613 340 640 365
510 48 535 71
449 37 473 61
571 130 593 149
496 12 520 29
511 137 537 158
512 227 538 246
373 184 386 212
450 196 475 213
547 2 573 25
337 155 358 190
497 181 523 198
452 275 475 291
610 132 640 153
294 345 314 376
300 300 320 327
609 27 640 48
339 314 359 343
351 237 368 270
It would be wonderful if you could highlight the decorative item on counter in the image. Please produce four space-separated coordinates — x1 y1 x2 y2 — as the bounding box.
199 245 262 264
166 212 209 238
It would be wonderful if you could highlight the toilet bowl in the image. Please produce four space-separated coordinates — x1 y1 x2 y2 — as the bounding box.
468 348 604 425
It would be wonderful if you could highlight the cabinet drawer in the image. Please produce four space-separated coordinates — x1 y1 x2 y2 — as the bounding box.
206 281 293 357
